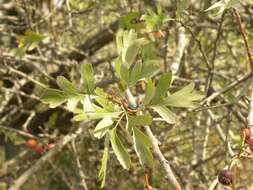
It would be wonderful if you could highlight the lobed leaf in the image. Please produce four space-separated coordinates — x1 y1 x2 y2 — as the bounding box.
162 83 203 108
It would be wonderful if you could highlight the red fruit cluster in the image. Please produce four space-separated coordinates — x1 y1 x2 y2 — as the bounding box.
25 139 56 154
218 169 234 186
25 139 44 154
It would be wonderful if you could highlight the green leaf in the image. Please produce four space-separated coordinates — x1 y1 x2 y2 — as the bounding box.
114 57 122 78
142 79 155 106
73 110 122 121
162 83 203 108
132 126 153 167
95 88 117 112
56 76 80 96
129 60 159 87
121 30 142 68
110 128 131 169
120 58 130 83
94 117 114 139
98 134 110 188
116 29 124 54
82 95 96 112
41 88 68 108
151 105 177 124
123 43 140 67
80 63 95 94
127 113 153 131
66 98 80 112
150 72 172 105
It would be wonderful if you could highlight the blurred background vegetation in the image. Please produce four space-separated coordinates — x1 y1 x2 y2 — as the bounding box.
1 0 253 189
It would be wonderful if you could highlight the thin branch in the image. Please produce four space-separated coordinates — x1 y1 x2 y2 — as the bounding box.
71 140 88 190
0 125 38 139
202 73 253 105
232 8 253 70
125 88 182 190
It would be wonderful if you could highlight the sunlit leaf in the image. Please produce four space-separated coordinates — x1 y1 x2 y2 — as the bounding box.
110 128 131 169
73 110 122 121
132 126 153 167
151 105 178 124
98 134 110 188
94 117 114 139
162 83 203 108
127 113 153 131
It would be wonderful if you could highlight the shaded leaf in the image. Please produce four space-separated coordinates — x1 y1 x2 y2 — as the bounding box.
56 76 80 96
41 88 68 108
142 79 155 105
129 60 159 87
150 72 172 105
80 63 95 94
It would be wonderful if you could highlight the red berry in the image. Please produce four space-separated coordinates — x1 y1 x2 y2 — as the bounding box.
242 128 250 141
47 143 55 151
25 139 37 149
218 170 234 186
32 145 44 154
154 31 165 39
